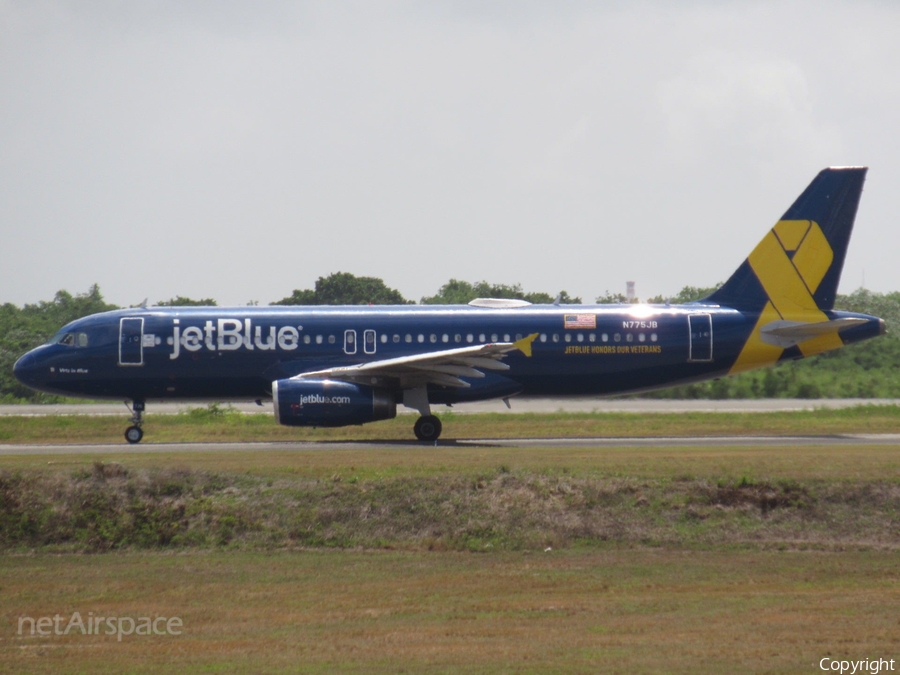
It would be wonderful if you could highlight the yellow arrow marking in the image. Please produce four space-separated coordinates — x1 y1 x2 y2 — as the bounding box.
513 333 540 358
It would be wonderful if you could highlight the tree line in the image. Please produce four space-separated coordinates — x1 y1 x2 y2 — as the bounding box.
271 273 583 306
2 276 898 402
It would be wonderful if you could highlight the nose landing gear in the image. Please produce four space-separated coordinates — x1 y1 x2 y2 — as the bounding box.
124 400 145 444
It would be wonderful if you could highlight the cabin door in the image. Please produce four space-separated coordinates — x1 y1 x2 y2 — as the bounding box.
364 330 377 354
119 317 144 366
688 314 713 362
344 330 357 355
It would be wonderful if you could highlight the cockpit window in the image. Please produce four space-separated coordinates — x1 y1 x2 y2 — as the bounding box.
56 332 89 347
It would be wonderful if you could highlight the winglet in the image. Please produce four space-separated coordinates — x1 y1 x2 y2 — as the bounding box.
513 333 539 357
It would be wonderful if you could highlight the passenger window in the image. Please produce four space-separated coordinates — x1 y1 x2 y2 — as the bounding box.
380 334 388 344
614 333 621 342
651 333 658 342
589 333 596 343
602 333 609 342
405 334 412 343
492 333 499 342
564 334 572 343
328 335 336 344
430 334 437 343
454 334 461 343
466 334 474 343
393 334 400 343
539 334 547 342
418 334 425 343
303 335 311 344
576 333 584 343
552 334 559 343
442 334 449 343
479 334 485 342
316 335 323 344
639 333 646 342
503 334 510 342
626 333 633 343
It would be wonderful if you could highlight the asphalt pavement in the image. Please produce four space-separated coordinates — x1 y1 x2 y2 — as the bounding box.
2 398 900 416
2 434 899 455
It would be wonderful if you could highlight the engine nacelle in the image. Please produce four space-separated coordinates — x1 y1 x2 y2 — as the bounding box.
272 379 396 427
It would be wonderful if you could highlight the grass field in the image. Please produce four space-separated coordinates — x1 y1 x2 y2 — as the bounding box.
3 413 900 673
3 548 899 674
3 404 900 444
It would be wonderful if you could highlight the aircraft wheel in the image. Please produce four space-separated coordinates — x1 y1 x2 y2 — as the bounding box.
125 426 144 444
414 415 442 442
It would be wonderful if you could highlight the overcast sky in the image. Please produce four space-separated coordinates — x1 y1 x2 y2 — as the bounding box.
2 0 898 307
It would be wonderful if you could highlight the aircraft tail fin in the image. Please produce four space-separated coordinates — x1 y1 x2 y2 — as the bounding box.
705 167 867 314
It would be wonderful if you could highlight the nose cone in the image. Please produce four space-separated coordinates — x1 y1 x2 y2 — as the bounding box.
13 350 39 388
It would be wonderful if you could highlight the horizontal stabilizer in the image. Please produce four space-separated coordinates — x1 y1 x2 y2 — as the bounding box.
759 318 868 349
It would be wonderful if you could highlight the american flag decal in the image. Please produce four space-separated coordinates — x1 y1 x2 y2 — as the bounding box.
564 314 596 329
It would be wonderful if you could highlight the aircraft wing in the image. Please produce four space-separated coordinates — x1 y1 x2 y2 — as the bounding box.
294 334 538 389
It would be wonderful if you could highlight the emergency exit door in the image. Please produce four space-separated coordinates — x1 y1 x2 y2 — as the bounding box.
688 314 713 362
119 317 144 366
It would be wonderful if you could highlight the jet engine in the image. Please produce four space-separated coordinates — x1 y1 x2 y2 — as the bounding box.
272 379 396 427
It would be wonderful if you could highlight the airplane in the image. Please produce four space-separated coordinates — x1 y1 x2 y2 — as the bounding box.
13 167 886 444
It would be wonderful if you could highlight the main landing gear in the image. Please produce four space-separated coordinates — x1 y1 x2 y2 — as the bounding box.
413 415 442 442
405 386 442 442
125 400 145 444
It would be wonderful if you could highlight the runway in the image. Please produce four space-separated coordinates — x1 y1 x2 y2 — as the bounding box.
2 434 900 455
2 398 900 416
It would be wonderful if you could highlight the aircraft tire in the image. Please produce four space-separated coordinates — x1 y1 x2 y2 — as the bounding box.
414 415 442 442
125 426 144 444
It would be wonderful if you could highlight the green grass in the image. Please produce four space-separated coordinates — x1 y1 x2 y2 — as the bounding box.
3 548 899 674
3 440 900 554
4 438 900 482
3 404 900 445
3 416 900 672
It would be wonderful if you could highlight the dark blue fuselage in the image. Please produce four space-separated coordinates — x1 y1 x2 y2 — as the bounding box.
12 303 884 404
12 167 886 444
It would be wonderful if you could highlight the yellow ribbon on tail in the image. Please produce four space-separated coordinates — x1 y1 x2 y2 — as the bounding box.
730 220 842 374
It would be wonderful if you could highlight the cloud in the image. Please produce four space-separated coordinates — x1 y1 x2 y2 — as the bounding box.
1 1 898 306
657 51 843 171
